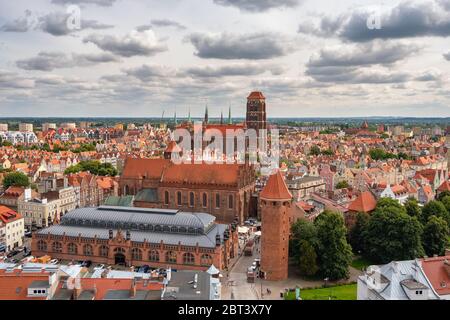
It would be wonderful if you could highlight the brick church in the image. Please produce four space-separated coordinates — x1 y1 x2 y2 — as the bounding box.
119 91 268 224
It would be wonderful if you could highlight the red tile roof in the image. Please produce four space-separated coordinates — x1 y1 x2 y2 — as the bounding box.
260 170 292 201
421 256 450 296
0 206 22 224
348 191 377 213
438 180 450 192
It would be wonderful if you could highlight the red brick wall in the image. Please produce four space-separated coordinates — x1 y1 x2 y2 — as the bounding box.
260 200 290 281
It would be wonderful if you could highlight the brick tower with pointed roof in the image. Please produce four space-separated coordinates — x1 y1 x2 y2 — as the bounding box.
246 91 267 135
260 169 292 281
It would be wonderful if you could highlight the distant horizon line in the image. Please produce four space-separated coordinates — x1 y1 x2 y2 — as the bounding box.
0 116 449 120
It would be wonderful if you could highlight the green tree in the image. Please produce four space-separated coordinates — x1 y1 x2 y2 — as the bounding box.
348 212 370 254
376 197 405 212
321 149 334 156
64 161 117 176
404 197 421 218
335 180 350 189
422 216 449 257
290 219 318 258
363 205 424 263
314 211 353 280
441 196 450 213
297 240 318 276
421 200 450 227
309 145 321 156
3 171 30 189
437 191 450 202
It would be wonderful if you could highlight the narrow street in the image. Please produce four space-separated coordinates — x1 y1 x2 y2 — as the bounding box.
222 235 261 300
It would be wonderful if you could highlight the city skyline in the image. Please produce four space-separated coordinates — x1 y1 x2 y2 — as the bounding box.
1 0 450 117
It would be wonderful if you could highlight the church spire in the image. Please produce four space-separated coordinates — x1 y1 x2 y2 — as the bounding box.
174 110 177 125
228 104 232 125
188 107 191 123
204 104 209 124
220 110 224 125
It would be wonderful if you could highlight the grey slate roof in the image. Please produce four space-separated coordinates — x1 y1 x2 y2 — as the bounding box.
104 195 134 207
60 206 216 234
134 189 158 203
37 223 227 248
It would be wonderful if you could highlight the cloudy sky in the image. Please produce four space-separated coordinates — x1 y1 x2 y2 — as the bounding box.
1 0 450 118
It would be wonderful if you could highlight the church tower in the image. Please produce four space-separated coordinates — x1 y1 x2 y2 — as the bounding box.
246 91 267 134
260 170 292 281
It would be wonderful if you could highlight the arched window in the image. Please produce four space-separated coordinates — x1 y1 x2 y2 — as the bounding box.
114 247 126 254
202 193 207 208
183 252 195 265
189 192 195 207
83 244 93 256
125 185 130 195
99 245 109 257
52 242 62 253
200 254 213 266
131 248 142 260
67 243 78 254
37 240 47 251
177 191 182 206
164 191 169 205
149 250 159 262
215 193 220 209
165 251 177 263
228 194 234 209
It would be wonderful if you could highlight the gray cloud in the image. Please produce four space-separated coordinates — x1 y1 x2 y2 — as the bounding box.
16 52 120 71
123 64 177 81
39 12 113 36
151 19 186 30
306 67 411 84
51 0 117 6
414 70 441 81
188 32 296 59
299 0 450 42
444 52 450 60
83 30 168 57
308 41 421 68
184 63 284 78
305 41 420 84
0 70 35 89
0 10 36 32
213 0 301 12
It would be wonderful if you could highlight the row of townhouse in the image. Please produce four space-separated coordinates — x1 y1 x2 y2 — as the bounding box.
0 131 38 145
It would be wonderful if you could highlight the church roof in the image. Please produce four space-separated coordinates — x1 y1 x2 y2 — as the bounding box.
260 170 292 201
122 158 242 187
247 91 265 99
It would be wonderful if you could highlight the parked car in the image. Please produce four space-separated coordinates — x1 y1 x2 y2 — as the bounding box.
24 231 32 237
0 244 6 252
49 259 59 265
